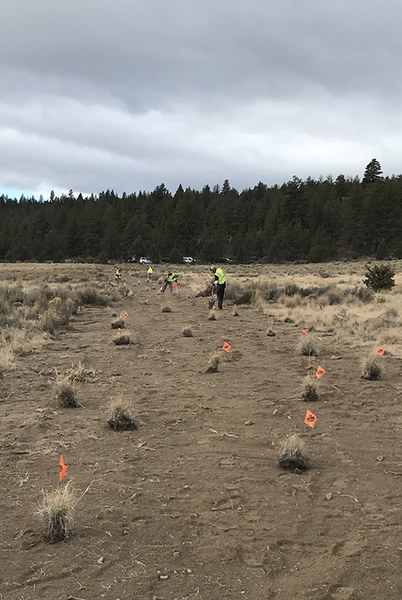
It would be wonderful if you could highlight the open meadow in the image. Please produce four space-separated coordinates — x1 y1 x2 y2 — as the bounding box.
0 261 401 600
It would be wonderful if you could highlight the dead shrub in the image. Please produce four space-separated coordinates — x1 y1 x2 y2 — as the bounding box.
40 310 56 335
302 375 319 402
361 356 382 380
54 377 79 408
106 397 138 431
37 486 75 543
182 326 193 337
0 345 15 374
48 297 75 326
206 353 220 373
298 335 318 356
278 434 311 471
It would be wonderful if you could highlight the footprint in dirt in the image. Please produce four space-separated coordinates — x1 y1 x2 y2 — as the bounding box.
332 536 366 558
325 584 356 599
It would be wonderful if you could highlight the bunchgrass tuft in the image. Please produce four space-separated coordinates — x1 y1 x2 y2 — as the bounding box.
208 310 216 321
107 397 138 431
37 486 75 543
278 434 311 471
182 326 193 337
113 333 131 345
361 355 382 380
302 375 319 402
54 377 79 408
111 319 125 329
161 305 172 313
206 353 220 373
298 334 318 357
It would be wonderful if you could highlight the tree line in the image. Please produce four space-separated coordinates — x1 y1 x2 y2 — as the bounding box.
1 159 401 263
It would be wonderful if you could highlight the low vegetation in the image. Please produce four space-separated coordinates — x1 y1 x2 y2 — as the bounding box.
278 434 311 471
37 486 75 543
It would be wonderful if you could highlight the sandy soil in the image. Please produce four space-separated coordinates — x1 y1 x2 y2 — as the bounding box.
0 264 401 600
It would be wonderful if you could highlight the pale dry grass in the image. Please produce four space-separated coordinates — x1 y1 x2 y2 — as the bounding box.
278 434 311 471
206 353 220 373
106 396 138 430
36 486 75 542
53 376 79 408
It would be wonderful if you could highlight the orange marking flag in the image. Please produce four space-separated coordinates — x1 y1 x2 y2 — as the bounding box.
301 329 308 337
316 365 326 379
122 312 128 319
375 347 385 356
59 455 68 481
172 283 178 290
222 342 231 353
304 409 317 428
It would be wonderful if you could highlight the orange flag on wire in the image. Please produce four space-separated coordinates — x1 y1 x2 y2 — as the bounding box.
122 312 128 319
59 455 68 482
316 365 326 379
304 409 317 428
375 347 385 356
301 329 308 337
222 342 231 352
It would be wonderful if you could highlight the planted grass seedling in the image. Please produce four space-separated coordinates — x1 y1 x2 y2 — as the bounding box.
278 434 311 471
107 397 138 431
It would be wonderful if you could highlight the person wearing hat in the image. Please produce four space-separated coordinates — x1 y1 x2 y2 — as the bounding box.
210 266 227 309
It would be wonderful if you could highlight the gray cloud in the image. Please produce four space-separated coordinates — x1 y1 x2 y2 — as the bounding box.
1 0 401 196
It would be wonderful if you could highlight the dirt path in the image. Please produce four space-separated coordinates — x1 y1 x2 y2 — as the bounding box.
1 274 401 600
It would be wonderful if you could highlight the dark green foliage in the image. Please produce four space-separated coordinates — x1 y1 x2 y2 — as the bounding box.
364 263 395 291
1 164 402 263
363 158 383 184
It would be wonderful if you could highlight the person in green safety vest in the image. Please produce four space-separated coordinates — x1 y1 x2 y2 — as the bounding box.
210 266 227 309
115 268 122 282
160 272 178 293
147 265 154 281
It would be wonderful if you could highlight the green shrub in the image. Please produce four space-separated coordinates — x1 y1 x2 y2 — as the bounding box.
364 264 395 292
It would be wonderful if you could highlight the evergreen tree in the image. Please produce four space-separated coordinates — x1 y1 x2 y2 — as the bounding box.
363 158 383 184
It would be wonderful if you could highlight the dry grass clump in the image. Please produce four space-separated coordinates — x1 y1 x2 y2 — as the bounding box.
302 375 319 402
67 361 96 383
361 356 382 380
278 434 311 471
37 486 75 543
206 353 220 373
48 297 75 326
53 377 79 408
0 345 15 375
106 397 138 431
232 304 239 316
298 334 318 356
161 305 172 313
208 310 216 321
40 310 56 335
113 333 132 345
182 326 193 337
111 318 125 329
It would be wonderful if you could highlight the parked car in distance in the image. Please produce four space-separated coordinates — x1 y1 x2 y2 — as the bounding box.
139 256 152 264
218 257 233 264
183 256 195 264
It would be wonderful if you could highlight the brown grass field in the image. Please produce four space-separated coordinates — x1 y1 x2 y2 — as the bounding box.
0 261 401 600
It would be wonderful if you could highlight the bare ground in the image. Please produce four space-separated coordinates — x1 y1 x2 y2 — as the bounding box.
0 265 401 600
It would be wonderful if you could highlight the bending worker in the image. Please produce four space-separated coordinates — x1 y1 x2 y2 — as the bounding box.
115 268 122 282
161 272 178 293
210 266 227 309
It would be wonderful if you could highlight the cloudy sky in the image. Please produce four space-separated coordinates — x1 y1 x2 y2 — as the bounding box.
1 0 401 198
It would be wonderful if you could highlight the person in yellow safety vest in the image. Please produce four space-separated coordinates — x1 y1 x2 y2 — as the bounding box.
147 265 153 281
210 266 227 309
161 272 178 293
115 268 122 282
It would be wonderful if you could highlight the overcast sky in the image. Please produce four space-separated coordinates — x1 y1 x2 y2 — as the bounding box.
1 0 401 198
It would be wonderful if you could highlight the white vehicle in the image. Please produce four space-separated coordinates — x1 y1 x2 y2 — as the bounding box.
139 256 152 264
183 256 195 264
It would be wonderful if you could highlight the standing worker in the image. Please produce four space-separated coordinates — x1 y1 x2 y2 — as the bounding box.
115 267 122 282
210 266 227 309
147 265 153 281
